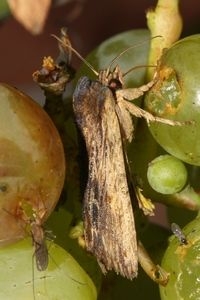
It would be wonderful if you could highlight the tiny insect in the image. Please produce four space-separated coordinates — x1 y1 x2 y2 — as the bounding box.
23 205 53 300
171 222 188 245
10 200 50 272
30 215 49 271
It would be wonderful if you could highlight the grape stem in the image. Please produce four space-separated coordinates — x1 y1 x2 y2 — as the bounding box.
160 185 200 211
146 0 182 80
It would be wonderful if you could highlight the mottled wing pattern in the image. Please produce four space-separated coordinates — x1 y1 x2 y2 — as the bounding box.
73 76 138 279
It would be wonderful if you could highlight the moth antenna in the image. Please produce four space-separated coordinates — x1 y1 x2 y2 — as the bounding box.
123 64 157 77
51 34 99 76
58 27 72 64
107 35 162 75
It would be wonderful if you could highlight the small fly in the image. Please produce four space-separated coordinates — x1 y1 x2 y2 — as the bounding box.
171 222 188 245
31 219 49 271
30 213 56 300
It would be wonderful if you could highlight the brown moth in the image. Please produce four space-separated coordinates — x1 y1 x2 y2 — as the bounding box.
72 52 181 279
73 75 138 279
72 63 178 279
52 34 178 279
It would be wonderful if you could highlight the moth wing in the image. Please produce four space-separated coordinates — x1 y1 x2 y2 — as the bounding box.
73 77 138 279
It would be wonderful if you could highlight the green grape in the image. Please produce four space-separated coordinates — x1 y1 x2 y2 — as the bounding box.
0 83 65 245
160 216 200 300
147 154 188 194
0 238 97 300
144 35 200 166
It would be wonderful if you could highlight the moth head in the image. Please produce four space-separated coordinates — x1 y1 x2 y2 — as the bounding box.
98 65 124 92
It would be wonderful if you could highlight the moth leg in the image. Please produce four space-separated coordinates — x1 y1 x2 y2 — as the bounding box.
138 240 169 286
117 96 182 126
116 80 155 101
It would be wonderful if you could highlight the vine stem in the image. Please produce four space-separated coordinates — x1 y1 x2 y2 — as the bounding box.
146 0 182 80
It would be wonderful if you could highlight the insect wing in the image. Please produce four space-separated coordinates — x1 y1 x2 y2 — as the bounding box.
34 239 49 271
31 222 49 272
73 76 138 279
